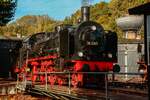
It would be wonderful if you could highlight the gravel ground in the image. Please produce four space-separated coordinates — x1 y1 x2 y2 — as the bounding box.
0 94 50 100
110 93 148 100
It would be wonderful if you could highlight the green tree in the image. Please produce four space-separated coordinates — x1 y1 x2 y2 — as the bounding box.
0 0 17 26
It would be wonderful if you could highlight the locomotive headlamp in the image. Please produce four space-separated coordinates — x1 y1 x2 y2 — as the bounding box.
78 52 83 57
139 69 145 73
108 53 112 58
91 25 96 31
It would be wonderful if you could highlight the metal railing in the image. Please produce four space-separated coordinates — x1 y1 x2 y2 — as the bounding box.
17 72 147 100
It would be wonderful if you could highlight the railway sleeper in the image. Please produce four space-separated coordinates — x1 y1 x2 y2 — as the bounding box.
26 86 87 100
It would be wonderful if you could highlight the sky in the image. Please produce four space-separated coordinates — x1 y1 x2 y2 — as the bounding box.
14 0 109 21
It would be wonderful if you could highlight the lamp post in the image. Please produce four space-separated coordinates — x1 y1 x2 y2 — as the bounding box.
124 46 128 80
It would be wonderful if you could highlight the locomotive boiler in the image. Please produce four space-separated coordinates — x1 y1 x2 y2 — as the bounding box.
16 5 120 87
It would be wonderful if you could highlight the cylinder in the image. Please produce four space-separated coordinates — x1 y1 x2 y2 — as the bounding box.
81 6 90 22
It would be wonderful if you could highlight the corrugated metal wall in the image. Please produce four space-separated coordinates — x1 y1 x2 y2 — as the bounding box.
118 43 144 73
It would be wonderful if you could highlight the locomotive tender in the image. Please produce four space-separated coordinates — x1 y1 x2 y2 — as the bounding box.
17 5 120 87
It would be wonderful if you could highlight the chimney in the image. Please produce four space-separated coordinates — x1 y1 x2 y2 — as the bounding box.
81 6 90 22
81 0 90 22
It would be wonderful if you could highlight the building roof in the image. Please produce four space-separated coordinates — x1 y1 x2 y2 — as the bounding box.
0 36 22 41
129 2 150 15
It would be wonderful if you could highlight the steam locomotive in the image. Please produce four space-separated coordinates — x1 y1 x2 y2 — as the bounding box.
16 6 120 87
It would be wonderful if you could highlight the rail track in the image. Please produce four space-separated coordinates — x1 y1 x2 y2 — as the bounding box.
26 86 88 100
24 82 148 100
109 87 147 96
109 78 148 89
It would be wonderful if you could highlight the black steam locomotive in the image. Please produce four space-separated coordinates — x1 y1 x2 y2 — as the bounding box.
18 6 119 87
25 6 117 62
